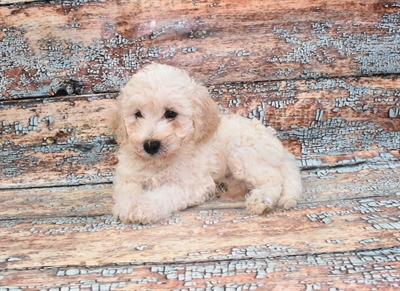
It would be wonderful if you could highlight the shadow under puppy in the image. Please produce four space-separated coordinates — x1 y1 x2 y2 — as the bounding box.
109 63 302 224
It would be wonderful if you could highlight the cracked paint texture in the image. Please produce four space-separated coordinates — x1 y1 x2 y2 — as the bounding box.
1 0 400 98
1 1 400 290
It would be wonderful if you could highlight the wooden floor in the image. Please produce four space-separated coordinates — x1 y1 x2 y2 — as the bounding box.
1 163 400 290
1 0 400 290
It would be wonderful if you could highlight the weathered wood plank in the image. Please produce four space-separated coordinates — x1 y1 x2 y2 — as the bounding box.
1 247 399 290
1 164 399 220
0 184 113 220
0 0 37 4
1 190 400 270
0 95 118 188
1 75 399 188
1 1 399 290
1 0 400 99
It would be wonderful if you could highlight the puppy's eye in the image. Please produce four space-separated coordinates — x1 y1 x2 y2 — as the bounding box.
135 111 143 118
165 110 177 119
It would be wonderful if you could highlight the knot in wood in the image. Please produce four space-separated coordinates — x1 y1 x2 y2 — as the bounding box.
191 29 205 38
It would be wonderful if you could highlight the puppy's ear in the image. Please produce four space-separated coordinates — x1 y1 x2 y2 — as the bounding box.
107 101 127 145
191 82 220 144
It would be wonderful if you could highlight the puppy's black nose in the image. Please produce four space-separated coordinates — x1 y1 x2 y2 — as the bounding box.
143 140 161 155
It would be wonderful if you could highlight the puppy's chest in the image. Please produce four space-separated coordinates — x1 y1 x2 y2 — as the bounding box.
137 167 173 189
137 157 213 190
137 164 190 189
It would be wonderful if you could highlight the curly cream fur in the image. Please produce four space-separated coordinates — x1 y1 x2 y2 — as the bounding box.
110 63 302 224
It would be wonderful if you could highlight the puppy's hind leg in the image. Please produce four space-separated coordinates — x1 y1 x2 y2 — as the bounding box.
244 173 285 215
228 145 302 215
227 149 284 214
276 152 302 210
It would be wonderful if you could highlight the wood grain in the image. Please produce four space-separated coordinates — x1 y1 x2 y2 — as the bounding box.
0 184 114 220
1 1 400 289
1 163 399 289
0 95 117 188
1 0 400 99
1 75 399 188
0 0 37 4
1 247 399 290
1 192 400 270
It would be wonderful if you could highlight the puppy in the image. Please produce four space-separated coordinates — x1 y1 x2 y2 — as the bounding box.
109 63 302 224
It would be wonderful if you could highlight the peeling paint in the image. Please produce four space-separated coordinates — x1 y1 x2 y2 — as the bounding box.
282 118 399 160
1 2 400 98
269 11 400 77
1 1 400 291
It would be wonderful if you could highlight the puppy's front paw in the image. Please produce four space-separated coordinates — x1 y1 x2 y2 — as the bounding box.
113 198 167 224
112 201 135 224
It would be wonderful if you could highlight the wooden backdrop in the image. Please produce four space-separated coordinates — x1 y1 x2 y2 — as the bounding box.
0 0 399 290
1 0 399 188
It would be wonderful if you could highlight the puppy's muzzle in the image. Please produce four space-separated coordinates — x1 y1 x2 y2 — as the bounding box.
143 140 161 155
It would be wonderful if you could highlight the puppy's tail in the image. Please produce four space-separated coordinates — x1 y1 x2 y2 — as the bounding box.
277 151 302 209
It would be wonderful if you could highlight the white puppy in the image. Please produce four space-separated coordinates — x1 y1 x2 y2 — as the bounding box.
109 63 302 224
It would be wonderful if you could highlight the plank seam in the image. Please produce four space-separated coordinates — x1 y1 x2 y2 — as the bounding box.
2 72 400 102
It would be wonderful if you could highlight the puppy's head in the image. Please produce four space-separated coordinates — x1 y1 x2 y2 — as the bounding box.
109 63 220 162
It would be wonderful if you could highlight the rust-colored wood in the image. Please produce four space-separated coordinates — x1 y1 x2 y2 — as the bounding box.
1 193 400 270
0 0 36 4
0 184 114 220
1 0 400 99
1 247 399 290
1 1 400 289
0 95 117 188
1 75 399 188
1 166 400 271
